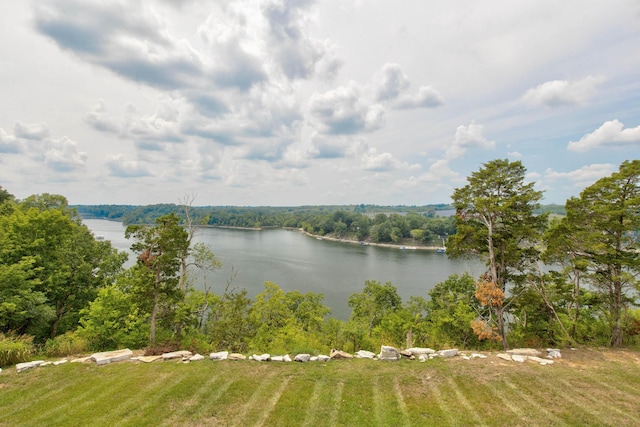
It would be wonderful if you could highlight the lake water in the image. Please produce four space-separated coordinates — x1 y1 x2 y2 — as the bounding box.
84 219 484 319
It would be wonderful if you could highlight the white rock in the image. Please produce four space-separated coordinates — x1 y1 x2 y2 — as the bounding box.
471 353 487 359
162 350 192 361
356 350 376 359
91 349 133 366
527 356 554 365
271 355 285 362
546 349 562 359
511 355 527 363
294 354 311 362
330 350 353 360
209 351 229 361
16 360 45 373
379 346 401 361
71 356 92 363
496 353 512 361
253 354 271 362
508 348 541 357
53 359 68 365
405 347 436 355
418 354 429 362
310 356 318 362
138 355 162 363
228 353 246 361
317 355 330 362
438 349 458 358
40 361 53 367
462 355 470 360
190 354 205 361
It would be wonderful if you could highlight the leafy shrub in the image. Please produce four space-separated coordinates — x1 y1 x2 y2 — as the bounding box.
43 331 88 357
0 333 34 367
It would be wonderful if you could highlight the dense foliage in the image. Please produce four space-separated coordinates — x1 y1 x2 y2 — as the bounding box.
0 160 637 365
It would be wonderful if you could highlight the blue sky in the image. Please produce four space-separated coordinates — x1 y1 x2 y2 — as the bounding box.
1 0 638 206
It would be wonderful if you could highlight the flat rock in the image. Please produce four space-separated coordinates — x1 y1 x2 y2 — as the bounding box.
16 360 45 373
470 353 487 359
508 348 541 357
356 350 376 359
527 356 554 365
405 347 436 355
53 359 68 366
138 355 162 363
330 350 353 360
418 354 429 362
91 349 133 366
252 354 271 362
379 346 401 361
209 351 229 361
511 354 527 363
496 353 512 361
294 354 311 362
228 353 246 361
438 349 458 358
271 355 292 362
162 350 192 361
317 354 330 362
190 354 205 361
546 349 562 359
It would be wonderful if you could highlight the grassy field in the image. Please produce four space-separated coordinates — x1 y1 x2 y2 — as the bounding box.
1 348 640 426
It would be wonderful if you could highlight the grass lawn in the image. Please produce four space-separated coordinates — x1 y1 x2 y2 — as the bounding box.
1 348 640 426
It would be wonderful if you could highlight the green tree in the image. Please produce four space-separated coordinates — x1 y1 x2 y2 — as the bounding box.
348 280 402 338
556 160 640 346
126 213 190 345
425 273 482 348
0 195 126 340
448 159 547 349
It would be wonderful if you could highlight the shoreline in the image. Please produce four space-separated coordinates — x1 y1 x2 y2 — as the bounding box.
298 229 445 251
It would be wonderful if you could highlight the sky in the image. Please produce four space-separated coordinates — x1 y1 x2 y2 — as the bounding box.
1 0 639 206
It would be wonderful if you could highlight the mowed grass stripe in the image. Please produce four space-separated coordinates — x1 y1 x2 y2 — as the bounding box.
502 377 567 426
227 369 281 427
301 377 327 427
554 377 638 426
3 367 128 427
117 367 205 426
336 371 375 425
415 377 455 426
327 380 344 426
393 377 410 426
86 368 176 425
159 370 222 425
254 376 291 427
482 378 534 424
443 376 486 426
0 366 81 416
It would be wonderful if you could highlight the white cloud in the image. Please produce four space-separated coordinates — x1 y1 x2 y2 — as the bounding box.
105 154 153 178
445 122 495 160
308 82 385 134
43 136 88 172
374 63 410 101
395 85 444 110
360 146 417 172
523 76 602 107
568 119 640 152
544 163 616 187
508 151 522 158
14 122 50 140
0 129 23 154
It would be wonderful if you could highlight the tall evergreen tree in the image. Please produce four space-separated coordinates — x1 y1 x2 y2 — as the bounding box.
558 160 640 347
448 159 546 349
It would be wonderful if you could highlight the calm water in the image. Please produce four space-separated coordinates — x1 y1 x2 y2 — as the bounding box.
84 219 484 319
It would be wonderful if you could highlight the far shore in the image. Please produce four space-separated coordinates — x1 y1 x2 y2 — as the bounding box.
298 229 446 251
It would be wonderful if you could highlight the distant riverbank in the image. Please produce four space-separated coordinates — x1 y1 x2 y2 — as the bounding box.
299 229 445 251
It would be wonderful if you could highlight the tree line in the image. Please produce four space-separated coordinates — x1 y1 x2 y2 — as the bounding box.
1 159 638 365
